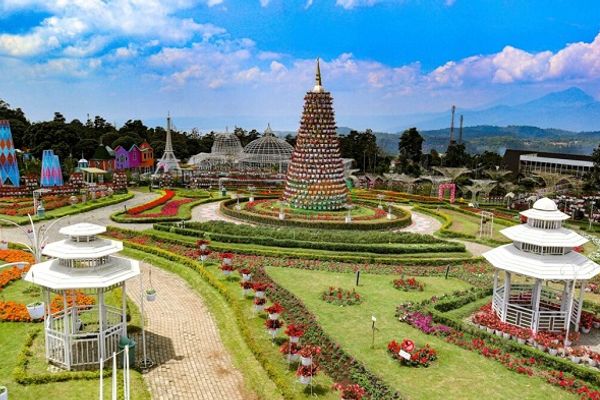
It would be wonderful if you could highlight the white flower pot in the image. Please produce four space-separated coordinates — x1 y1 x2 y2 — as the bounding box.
537 344 546 352
502 332 510 339
200 255 207 262
268 328 279 337
242 274 251 281
200 244 207 251
223 258 232 266
242 288 251 296
146 292 157 302
301 356 312 366
222 269 232 276
587 358 597 367
495 330 503 337
268 313 279 320
0 387 7 400
594 321 600 329
254 304 265 312
582 327 591 334
290 336 300 343
287 353 299 362
549 348 558 356
517 338 526 345
255 291 265 298
299 375 312 385
486 327 494 334
26 302 45 320
570 356 581 364
0 242 8 250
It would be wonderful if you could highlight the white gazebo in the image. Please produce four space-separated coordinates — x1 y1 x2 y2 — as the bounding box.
24 223 139 370
483 197 600 332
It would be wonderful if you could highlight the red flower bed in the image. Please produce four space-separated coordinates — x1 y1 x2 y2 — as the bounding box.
127 190 175 215
321 286 362 306
129 198 191 218
393 277 424 291
388 339 437 367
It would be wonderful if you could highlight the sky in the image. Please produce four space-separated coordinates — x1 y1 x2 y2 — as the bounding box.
1 0 600 132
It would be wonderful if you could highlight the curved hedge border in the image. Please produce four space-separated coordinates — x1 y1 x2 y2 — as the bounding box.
111 197 222 223
119 239 403 399
220 198 412 231
130 227 477 265
153 223 466 255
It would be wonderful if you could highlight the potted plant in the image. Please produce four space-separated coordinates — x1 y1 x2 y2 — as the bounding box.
239 268 252 282
240 281 253 296
265 318 282 337
146 288 157 302
568 346 586 364
299 345 320 366
296 364 318 385
197 239 209 251
547 341 561 356
26 301 45 320
254 297 266 312
252 282 269 298
279 340 301 362
593 317 600 329
0 385 7 400
514 328 532 345
333 383 366 400
265 303 284 320
285 324 304 343
220 252 233 266
220 263 234 276
0 240 8 250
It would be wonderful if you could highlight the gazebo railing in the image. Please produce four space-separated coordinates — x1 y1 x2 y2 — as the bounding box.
505 303 534 329
493 286 504 315
538 310 568 332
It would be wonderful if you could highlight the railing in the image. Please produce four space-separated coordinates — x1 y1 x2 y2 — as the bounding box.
538 310 568 332
505 303 534 329
493 287 504 315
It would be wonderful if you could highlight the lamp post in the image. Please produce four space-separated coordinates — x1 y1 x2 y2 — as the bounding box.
386 202 394 220
248 185 256 202
377 194 384 209
345 204 353 224
138 257 154 370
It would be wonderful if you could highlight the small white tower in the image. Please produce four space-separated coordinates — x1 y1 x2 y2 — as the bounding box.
24 223 139 370
483 197 600 332
154 115 182 175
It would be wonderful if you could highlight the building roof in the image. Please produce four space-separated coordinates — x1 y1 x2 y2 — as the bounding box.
42 238 123 259
503 149 593 174
500 224 588 247
139 141 152 150
80 167 107 174
211 132 243 155
59 223 106 237
520 198 570 221
128 144 141 152
483 244 600 280
24 256 139 290
243 125 294 162
92 145 113 160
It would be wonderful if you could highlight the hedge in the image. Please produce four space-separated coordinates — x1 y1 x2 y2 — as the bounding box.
220 198 412 231
153 223 466 255
119 239 403 399
112 227 477 265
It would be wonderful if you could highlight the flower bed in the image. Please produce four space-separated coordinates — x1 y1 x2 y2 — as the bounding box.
387 339 437 367
393 277 424 291
128 198 192 218
321 287 362 306
127 190 175 215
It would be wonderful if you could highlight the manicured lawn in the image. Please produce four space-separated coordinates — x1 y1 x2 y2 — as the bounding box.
267 267 577 400
438 208 511 242
0 323 149 400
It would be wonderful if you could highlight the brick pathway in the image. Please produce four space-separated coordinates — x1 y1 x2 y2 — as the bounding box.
191 201 250 225
126 261 248 400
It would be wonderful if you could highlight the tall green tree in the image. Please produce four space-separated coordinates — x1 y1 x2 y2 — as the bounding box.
396 127 423 176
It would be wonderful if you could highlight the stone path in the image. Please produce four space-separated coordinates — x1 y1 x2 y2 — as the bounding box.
191 201 250 225
127 261 247 400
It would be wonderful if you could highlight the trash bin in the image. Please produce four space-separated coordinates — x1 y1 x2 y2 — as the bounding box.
118 336 136 368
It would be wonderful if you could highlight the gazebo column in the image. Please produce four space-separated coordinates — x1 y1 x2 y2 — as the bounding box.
98 289 105 361
121 282 128 337
560 281 570 312
63 290 71 370
565 280 576 331
575 280 587 332
501 272 511 321
531 279 543 332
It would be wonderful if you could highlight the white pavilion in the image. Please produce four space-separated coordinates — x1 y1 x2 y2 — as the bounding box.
24 223 139 370
483 197 600 332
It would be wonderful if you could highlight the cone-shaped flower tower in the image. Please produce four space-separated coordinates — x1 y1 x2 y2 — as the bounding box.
283 59 348 210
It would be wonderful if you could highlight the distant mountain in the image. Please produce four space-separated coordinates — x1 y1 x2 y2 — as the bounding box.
394 87 600 132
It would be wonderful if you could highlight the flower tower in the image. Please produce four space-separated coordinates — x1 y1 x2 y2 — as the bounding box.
282 59 348 210
0 120 20 187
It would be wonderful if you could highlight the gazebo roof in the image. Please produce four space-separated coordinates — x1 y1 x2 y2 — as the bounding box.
520 197 570 221
59 223 106 237
483 244 600 280
500 224 588 247
42 238 123 259
24 256 139 290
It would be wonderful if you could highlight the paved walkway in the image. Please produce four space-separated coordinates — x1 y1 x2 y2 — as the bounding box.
127 261 247 400
191 201 250 225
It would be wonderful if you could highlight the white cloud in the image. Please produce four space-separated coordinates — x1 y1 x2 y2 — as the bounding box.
336 0 377 9
259 0 271 6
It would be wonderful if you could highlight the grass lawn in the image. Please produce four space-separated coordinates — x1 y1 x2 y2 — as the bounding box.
267 267 577 400
438 208 511 242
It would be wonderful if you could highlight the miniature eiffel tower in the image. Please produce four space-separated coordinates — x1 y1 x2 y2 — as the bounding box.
155 115 181 174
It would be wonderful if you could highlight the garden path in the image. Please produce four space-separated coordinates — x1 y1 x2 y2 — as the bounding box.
399 206 492 257
127 260 248 400
191 200 250 225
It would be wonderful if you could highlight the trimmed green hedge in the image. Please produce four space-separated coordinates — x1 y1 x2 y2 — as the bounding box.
153 223 466 255
220 198 412 231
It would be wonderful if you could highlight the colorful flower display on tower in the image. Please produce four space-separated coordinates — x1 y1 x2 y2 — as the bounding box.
40 149 63 187
282 59 348 210
0 120 20 187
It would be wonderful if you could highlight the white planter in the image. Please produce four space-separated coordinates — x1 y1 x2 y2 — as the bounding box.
0 387 7 400
570 356 581 364
279 212 285 220
0 242 8 250
242 274 251 281
249 196 254 202
222 269 232 276
537 344 546 352
345 216 351 223
254 304 265 312
255 291 265 298
242 288 251 296
223 258 232 266
26 302 45 320
486 327 494 334
146 292 157 302
287 353 299 362
200 244 208 251
494 330 503 337
299 375 312 385
301 356 312 366
502 332 510 339
594 321 600 329
517 338 526 345
290 336 300 343
587 358 597 367
582 327 591 334
199 255 208 262
268 328 279 337
549 348 558 356
268 313 279 320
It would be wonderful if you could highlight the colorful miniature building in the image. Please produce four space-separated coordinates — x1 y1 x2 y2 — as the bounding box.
114 146 129 171
40 150 64 187
282 59 348 210
90 145 115 172
128 144 141 170
139 141 154 173
0 120 20 186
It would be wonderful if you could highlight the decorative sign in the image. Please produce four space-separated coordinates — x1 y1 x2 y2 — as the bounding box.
399 350 412 360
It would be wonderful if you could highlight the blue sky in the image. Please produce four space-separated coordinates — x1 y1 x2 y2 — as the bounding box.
1 0 600 131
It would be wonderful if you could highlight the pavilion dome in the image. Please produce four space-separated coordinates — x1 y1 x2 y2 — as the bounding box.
211 132 243 155
244 125 293 158
533 197 558 211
